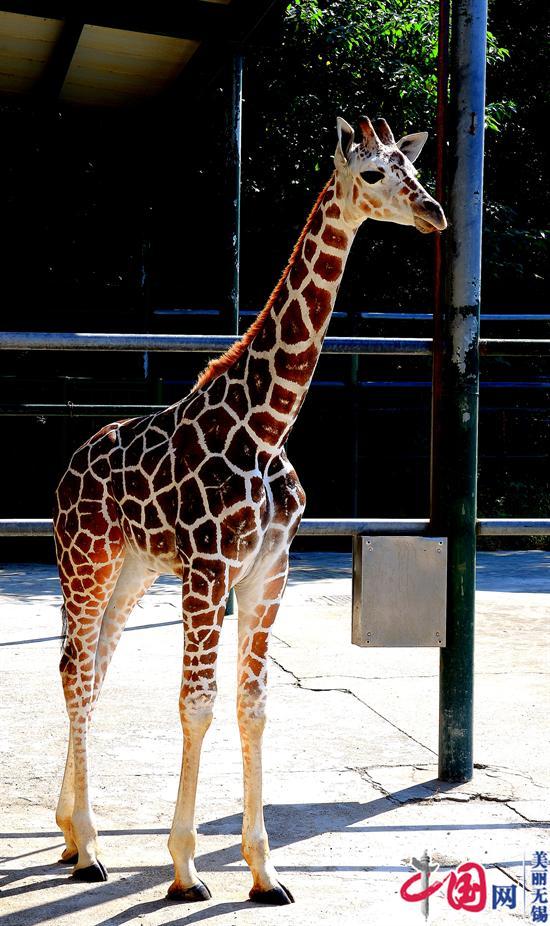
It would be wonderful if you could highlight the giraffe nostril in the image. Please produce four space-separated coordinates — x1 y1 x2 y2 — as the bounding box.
423 200 440 215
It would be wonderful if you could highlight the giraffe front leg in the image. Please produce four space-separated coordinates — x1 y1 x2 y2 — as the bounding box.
167 571 228 902
235 556 295 905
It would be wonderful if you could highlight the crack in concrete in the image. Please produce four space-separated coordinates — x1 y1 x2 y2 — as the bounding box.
351 767 543 824
353 767 401 806
500 803 546 824
271 633 291 648
269 654 437 758
474 762 548 792
268 657 548 826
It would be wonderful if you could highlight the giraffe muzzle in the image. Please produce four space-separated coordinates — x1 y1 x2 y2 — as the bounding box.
414 199 447 234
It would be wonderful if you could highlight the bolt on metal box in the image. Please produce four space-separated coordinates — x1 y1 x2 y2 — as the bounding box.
352 536 447 647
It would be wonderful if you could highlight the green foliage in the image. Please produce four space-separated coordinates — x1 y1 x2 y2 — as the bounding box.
485 99 516 133
285 0 441 122
285 0 509 121
244 0 547 310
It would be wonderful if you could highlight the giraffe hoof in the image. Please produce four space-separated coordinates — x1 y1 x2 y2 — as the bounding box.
166 880 212 902
58 850 78 865
72 860 108 883
249 883 295 905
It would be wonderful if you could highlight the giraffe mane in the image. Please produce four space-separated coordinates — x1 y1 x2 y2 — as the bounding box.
194 174 335 391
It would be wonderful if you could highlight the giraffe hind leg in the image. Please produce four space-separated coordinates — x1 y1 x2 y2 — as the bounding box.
92 552 158 708
57 547 125 881
56 554 156 868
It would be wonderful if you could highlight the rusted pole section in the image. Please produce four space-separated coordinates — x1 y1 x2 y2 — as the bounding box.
431 0 488 781
225 51 243 616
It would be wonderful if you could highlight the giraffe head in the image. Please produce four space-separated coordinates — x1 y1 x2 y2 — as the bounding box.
334 114 447 233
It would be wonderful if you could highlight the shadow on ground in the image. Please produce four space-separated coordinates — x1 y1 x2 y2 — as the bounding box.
0 790 540 926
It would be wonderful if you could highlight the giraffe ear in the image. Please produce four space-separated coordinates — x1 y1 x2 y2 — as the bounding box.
335 116 354 167
396 131 428 163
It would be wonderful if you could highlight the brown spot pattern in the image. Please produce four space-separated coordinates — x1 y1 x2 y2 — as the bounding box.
280 300 309 344
301 279 332 329
274 345 318 385
322 224 348 250
313 252 342 282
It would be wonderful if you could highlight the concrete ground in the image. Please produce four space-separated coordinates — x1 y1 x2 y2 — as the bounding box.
0 550 548 926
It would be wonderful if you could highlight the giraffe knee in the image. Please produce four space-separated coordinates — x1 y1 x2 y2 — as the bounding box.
237 691 267 737
179 685 217 733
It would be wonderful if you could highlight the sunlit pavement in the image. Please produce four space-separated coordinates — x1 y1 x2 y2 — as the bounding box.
1 551 548 925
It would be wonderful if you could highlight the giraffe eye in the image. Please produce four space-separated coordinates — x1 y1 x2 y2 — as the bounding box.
360 170 383 184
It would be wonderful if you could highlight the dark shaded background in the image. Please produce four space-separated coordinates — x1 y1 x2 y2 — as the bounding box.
0 0 548 560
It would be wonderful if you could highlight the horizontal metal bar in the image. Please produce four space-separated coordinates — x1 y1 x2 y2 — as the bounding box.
298 519 430 536
153 309 550 322
302 519 550 536
153 309 355 320
1 332 549 356
481 339 550 356
356 381 550 390
0 520 53 536
360 312 550 322
0 404 166 417
2 518 550 538
0 332 432 355
0 518 430 538
476 519 550 536
4 379 550 417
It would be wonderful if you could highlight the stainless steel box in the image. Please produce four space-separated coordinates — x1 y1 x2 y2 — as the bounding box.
352 536 447 647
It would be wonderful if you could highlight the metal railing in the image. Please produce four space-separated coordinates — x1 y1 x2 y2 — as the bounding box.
1 331 549 355
1 518 549 537
1 329 548 539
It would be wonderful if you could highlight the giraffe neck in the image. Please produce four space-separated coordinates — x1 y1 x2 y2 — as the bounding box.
226 175 357 451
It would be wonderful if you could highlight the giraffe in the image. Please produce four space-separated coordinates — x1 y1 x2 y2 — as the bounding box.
54 115 446 904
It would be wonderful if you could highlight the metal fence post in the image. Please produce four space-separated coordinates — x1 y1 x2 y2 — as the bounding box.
431 0 488 781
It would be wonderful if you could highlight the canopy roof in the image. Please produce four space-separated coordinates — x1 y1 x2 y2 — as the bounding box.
0 2 277 106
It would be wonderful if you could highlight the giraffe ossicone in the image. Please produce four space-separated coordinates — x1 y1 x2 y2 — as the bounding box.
54 114 446 902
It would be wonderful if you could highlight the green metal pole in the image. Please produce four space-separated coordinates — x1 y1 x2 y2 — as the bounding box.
350 353 359 516
225 51 243 617
432 0 487 782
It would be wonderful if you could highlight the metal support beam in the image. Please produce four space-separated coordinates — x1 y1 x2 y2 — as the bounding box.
431 0 488 782
32 15 83 102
